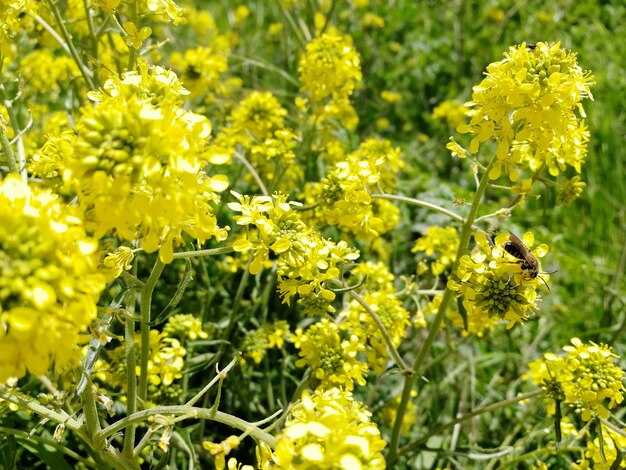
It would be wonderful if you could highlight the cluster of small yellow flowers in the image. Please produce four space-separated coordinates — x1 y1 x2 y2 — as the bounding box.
459 42 594 181
412 226 460 275
169 43 233 100
448 231 548 329
528 338 624 422
557 175 586 206
18 49 81 100
239 321 292 366
351 261 396 294
229 192 359 314
294 319 368 390
576 425 626 470
163 313 208 341
0 174 106 383
305 138 403 239
380 390 418 435
143 0 184 24
95 323 192 402
273 388 386 469
56 65 229 263
297 32 362 161
431 100 467 129
339 291 410 373
0 1 38 59
380 90 402 104
299 32 361 103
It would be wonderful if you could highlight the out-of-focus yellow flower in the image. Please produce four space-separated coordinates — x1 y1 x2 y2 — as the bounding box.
145 0 184 24
274 388 386 469
0 175 106 383
413 226 460 275
163 314 208 341
556 175 586 206
361 12 385 29
299 33 362 103
380 90 402 103
432 100 467 128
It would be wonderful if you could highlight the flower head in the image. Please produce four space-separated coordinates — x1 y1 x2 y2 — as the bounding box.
274 388 386 469
448 231 548 328
0 175 106 383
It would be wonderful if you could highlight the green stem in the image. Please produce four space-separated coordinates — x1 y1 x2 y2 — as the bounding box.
80 378 102 440
0 82 25 177
138 258 165 401
172 245 235 259
185 355 239 407
44 0 96 90
0 427 92 465
399 389 543 457
81 0 99 63
126 0 139 70
388 154 498 463
122 289 138 457
0 122 18 173
96 406 276 448
0 388 81 431
234 151 269 196
371 193 467 225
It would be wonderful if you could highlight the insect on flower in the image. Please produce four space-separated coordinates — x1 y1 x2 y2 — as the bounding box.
503 231 553 289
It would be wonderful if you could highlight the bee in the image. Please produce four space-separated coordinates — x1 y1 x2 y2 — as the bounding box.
503 231 555 290
503 231 540 279
526 43 537 50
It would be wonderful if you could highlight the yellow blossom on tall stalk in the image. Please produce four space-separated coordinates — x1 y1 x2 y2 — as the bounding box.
528 338 624 421
448 231 548 329
339 291 410 373
58 65 229 263
458 42 594 180
274 388 386 469
304 138 403 238
229 192 359 314
412 226 460 275
294 319 367 390
0 175 106 383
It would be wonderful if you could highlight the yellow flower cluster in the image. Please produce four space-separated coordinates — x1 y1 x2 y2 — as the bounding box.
431 100 467 129
273 388 386 469
0 175 106 383
459 42 594 180
294 318 367 390
0 0 38 59
448 231 548 329
412 226 460 275
95 313 204 402
229 192 359 314
528 338 624 421
18 49 81 99
210 91 302 191
239 320 292 365
577 425 626 470
305 138 403 238
299 32 362 104
54 64 229 263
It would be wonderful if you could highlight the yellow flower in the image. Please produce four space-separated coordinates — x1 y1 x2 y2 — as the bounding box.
61 68 229 263
295 319 368 390
122 21 152 49
527 338 624 422
448 231 548 328
340 291 411 373
432 100 467 128
163 314 208 341
0 175 106 383
556 175 586 206
274 388 386 469
412 226 460 275
103 246 135 278
459 42 594 179
299 33 362 103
